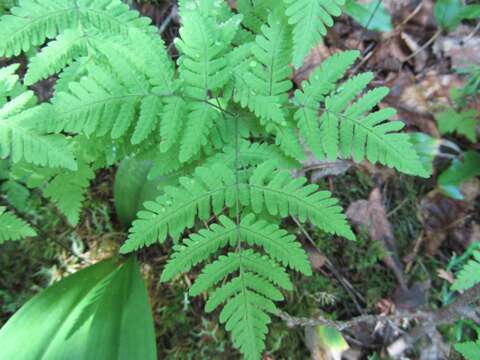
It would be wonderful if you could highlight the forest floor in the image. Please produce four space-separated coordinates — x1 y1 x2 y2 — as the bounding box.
1 0 479 359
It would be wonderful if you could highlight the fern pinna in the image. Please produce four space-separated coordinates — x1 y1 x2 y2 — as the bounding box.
0 1 427 359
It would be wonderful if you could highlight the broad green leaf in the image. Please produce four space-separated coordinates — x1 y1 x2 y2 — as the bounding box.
317 326 349 352
434 0 480 31
114 157 178 225
438 151 480 199
345 0 393 32
0 257 157 360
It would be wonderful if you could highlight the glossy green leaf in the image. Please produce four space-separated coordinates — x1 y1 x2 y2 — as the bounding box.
316 326 349 352
0 257 157 360
438 151 480 199
114 157 177 225
434 0 480 31
345 0 393 32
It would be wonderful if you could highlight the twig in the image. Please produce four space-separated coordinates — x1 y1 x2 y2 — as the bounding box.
278 310 429 330
387 283 480 357
159 4 178 35
401 29 441 63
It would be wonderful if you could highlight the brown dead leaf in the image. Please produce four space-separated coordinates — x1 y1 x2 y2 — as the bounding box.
420 191 469 255
346 188 407 289
437 269 455 284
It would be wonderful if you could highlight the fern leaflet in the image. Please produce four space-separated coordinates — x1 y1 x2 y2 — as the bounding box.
0 206 36 243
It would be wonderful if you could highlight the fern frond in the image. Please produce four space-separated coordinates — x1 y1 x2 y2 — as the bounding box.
0 0 153 58
249 161 355 240
43 162 95 226
122 160 353 253
294 50 359 159
185 249 292 360
0 206 36 243
235 14 292 125
176 10 231 99
239 214 311 274
161 213 310 282
24 28 88 86
293 51 425 175
160 216 237 282
452 251 480 291
1 95 77 169
285 0 345 68
120 164 237 253
179 102 220 162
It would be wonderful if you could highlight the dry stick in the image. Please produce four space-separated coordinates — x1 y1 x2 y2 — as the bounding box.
292 217 366 314
401 29 441 64
279 309 429 330
387 283 480 357
279 283 480 349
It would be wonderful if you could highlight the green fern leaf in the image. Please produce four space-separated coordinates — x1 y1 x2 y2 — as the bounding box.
452 251 480 291
0 0 153 58
179 102 219 163
131 95 161 145
160 216 237 282
249 161 355 240
120 164 237 253
24 28 88 86
294 50 359 159
176 10 231 99
240 214 312 274
236 14 292 125
159 96 187 153
1 95 77 169
0 206 36 243
43 162 95 226
285 0 345 68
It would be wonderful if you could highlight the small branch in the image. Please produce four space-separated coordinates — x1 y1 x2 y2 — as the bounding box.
387 283 480 357
278 310 429 331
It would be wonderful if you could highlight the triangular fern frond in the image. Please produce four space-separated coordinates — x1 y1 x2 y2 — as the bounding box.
293 51 425 176
122 160 353 253
284 0 345 68
0 206 36 243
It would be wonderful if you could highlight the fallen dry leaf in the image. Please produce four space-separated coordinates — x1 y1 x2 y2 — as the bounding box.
346 188 407 289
